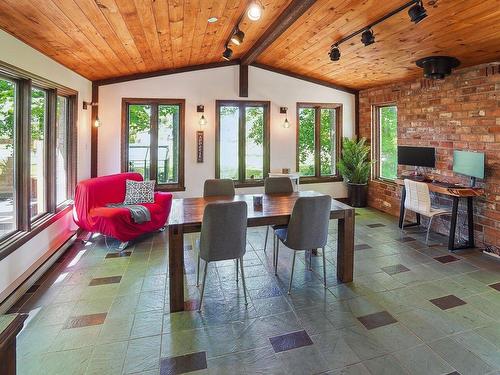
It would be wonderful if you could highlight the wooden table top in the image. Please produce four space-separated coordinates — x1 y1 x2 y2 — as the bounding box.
168 191 352 232
395 178 484 198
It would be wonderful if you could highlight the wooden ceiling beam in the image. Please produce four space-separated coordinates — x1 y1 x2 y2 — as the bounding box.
251 62 358 95
94 60 240 86
240 0 318 66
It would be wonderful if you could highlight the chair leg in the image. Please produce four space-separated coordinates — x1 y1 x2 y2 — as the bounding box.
309 250 312 271
198 261 209 312
426 216 434 245
235 259 239 283
288 251 296 295
272 233 276 268
239 257 248 306
264 226 269 252
196 254 201 287
322 247 327 288
275 241 280 276
401 209 406 233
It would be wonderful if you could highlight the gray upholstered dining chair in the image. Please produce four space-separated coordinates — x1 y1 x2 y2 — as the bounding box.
203 179 235 197
273 195 331 294
198 201 249 311
263 177 294 254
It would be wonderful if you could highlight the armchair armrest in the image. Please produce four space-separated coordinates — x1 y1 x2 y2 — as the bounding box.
154 192 173 209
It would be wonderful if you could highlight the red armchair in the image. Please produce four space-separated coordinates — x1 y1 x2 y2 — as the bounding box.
73 173 173 244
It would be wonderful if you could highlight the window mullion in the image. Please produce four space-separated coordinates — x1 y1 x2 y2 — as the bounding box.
17 79 31 232
150 104 159 182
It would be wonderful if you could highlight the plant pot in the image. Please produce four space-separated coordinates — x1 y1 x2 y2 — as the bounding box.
347 183 368 208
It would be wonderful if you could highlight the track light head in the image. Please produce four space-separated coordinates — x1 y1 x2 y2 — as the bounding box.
329 45 341 61
408 1 427 24
247 0 263 21
222 46 233 61
361 29 375 46
231 28 245 45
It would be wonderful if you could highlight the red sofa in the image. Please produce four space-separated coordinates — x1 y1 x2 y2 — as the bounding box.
74 173 173 242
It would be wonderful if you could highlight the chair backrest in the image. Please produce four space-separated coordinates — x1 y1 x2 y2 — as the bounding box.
203 179 235 197
284 195 331 250
404 179 431 214
199 201 248 262
264 177 294 194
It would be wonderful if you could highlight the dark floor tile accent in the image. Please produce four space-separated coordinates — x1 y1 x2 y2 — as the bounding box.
406 241 428 249
396 236 415 243
434 255 460 264
430 295 466 310
357 311 397 330
160 351 207 375
367 223 386 228
381 264 411 275
88 276 122 286
26 284 41 294
269 330 313 353
355 244 372 251
184 300 199 311
64 313 107 329
105 251 132 258
489 282 500 292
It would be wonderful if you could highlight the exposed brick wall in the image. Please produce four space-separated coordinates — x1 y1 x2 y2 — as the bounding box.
359 62 500 248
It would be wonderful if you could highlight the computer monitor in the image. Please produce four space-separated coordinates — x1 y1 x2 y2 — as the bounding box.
453 150 485 186
397 146 436 168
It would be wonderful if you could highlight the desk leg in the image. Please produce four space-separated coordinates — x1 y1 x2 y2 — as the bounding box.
448 197 459 251
169 224 185 312
337 209 355 283
467 197 475 248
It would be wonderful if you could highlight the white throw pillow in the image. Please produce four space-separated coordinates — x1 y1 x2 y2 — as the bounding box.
123 179 155 205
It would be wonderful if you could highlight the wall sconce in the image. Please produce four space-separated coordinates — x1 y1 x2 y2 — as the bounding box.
197 105 207 127
83 101 98 110
280 107 290 128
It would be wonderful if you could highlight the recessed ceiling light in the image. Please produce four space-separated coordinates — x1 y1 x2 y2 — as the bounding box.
208 17 218 23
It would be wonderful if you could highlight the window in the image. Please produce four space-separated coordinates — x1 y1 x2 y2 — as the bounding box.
0 64 77 260
122 99 185 191
374 105 398 180
0 78 16 239
216 101 270 186
296 103 342 181
30 87 47 219
56 95 69 205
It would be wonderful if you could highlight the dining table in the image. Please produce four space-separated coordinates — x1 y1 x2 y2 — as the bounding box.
167 191 355 312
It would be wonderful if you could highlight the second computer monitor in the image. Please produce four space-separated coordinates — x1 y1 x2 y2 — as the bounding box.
397 146 436 168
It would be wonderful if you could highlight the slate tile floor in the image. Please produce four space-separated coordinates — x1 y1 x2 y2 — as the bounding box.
10 208 500 375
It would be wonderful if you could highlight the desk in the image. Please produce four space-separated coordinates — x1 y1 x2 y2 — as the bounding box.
167 191 355 312
395 179 483 251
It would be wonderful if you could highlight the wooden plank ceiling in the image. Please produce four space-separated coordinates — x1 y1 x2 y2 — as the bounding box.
0 0 498 90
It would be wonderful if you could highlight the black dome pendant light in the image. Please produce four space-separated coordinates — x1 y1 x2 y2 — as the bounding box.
416 56 460 80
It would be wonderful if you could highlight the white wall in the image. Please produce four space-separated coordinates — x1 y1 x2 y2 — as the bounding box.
98 65 355 198
0 30 92 300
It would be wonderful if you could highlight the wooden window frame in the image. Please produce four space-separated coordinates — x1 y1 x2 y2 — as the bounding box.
121 98 185 192
215 100 270 188
296 102 343 184
0 62 78 262
372 103 398 182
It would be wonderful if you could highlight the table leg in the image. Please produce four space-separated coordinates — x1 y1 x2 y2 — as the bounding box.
0 314 27 375
169 224 185 312
399 186 406 228
337 209 355 282
467 197 475 248
448 197 459 251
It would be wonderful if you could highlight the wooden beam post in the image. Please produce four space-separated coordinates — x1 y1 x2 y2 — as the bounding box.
241 0 318 66
239 64 249 97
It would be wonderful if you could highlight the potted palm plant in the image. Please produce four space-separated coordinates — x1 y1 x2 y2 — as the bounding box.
338 137 372 207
